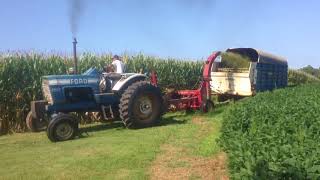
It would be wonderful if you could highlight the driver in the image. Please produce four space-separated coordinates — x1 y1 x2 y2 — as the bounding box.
100 55 125 92
111 55 125 73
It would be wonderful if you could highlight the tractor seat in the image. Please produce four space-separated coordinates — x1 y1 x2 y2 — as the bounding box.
106 73 122 81
100 73 123 93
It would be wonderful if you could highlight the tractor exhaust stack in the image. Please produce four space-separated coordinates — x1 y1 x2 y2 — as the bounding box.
72 38 78 74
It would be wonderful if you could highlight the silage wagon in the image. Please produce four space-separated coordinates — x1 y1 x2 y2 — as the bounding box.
210 48 288 99
164 48 288 110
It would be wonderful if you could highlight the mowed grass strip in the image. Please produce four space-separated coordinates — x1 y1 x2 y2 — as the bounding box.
149 107 228 179
0 109 225 180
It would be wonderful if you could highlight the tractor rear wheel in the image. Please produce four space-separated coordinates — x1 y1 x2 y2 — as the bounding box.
26 111 47 132
47 114 78 142
119 81 163 128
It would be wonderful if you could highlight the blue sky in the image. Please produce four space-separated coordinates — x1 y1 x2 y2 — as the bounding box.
0 0 319 68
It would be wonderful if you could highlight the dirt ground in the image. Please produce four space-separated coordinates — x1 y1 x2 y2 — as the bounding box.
149 116 229 180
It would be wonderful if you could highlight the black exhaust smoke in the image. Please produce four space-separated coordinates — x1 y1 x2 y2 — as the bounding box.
68 0 85 74
69 0 84 38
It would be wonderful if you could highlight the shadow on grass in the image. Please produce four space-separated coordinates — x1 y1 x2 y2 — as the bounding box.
80 122 124 133
77 122 124 139
207 107 225 116
77 115 187 138
157 116 187 127
188 102 231 119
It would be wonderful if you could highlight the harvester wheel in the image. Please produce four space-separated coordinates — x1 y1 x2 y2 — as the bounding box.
26 111 47 132
119 81 163 128
201 100 214 113
47 114 78 142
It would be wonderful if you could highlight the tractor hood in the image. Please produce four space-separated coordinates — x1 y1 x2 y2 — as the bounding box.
42 75 100 86
42 68 100 86
41 68 101 104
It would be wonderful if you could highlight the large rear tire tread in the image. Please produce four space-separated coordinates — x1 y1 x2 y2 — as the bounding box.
119 81 163 129
47 114 78 142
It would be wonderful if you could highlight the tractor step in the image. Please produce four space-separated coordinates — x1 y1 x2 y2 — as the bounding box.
101 105 114 120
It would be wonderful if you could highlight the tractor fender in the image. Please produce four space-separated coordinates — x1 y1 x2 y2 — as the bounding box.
112 73 147 91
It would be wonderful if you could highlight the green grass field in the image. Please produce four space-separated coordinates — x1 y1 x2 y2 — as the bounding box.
0 107 227 180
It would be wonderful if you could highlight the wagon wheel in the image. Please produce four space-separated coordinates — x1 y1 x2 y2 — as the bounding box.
201 100 214 113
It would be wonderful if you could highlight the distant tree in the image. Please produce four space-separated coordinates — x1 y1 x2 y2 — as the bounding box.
300 65 320 78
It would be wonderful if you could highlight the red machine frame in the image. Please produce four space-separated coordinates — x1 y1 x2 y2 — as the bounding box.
151 51 221 112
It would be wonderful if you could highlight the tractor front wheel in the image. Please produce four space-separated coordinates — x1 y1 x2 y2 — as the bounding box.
26 111 47 132
47 114 78 142
119 81 163 128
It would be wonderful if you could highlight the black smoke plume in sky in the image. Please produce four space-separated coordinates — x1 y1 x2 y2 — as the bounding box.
68 0 85 38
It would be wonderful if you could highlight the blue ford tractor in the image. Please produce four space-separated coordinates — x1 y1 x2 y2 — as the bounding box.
26 67 163 142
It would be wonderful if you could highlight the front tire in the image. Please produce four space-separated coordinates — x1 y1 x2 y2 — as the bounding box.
119 81 163 128
47 114 78 142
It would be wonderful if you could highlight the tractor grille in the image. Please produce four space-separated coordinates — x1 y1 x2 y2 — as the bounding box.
42 80 53 104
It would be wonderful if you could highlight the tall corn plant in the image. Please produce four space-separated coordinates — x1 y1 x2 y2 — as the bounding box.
126 54 203 90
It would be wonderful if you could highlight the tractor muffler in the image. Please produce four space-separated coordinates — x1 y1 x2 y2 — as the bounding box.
72 38 78 74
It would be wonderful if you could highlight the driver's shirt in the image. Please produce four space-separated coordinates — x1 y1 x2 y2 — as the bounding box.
112 60 125 73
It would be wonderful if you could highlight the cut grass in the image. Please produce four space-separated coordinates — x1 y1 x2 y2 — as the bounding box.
0 108 227 180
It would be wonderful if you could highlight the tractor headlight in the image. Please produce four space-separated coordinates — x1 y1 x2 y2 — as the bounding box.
42 80 53 104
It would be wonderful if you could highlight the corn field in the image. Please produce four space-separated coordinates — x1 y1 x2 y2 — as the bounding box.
0 52 318 134
288 69 320 86
0 52 203 134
